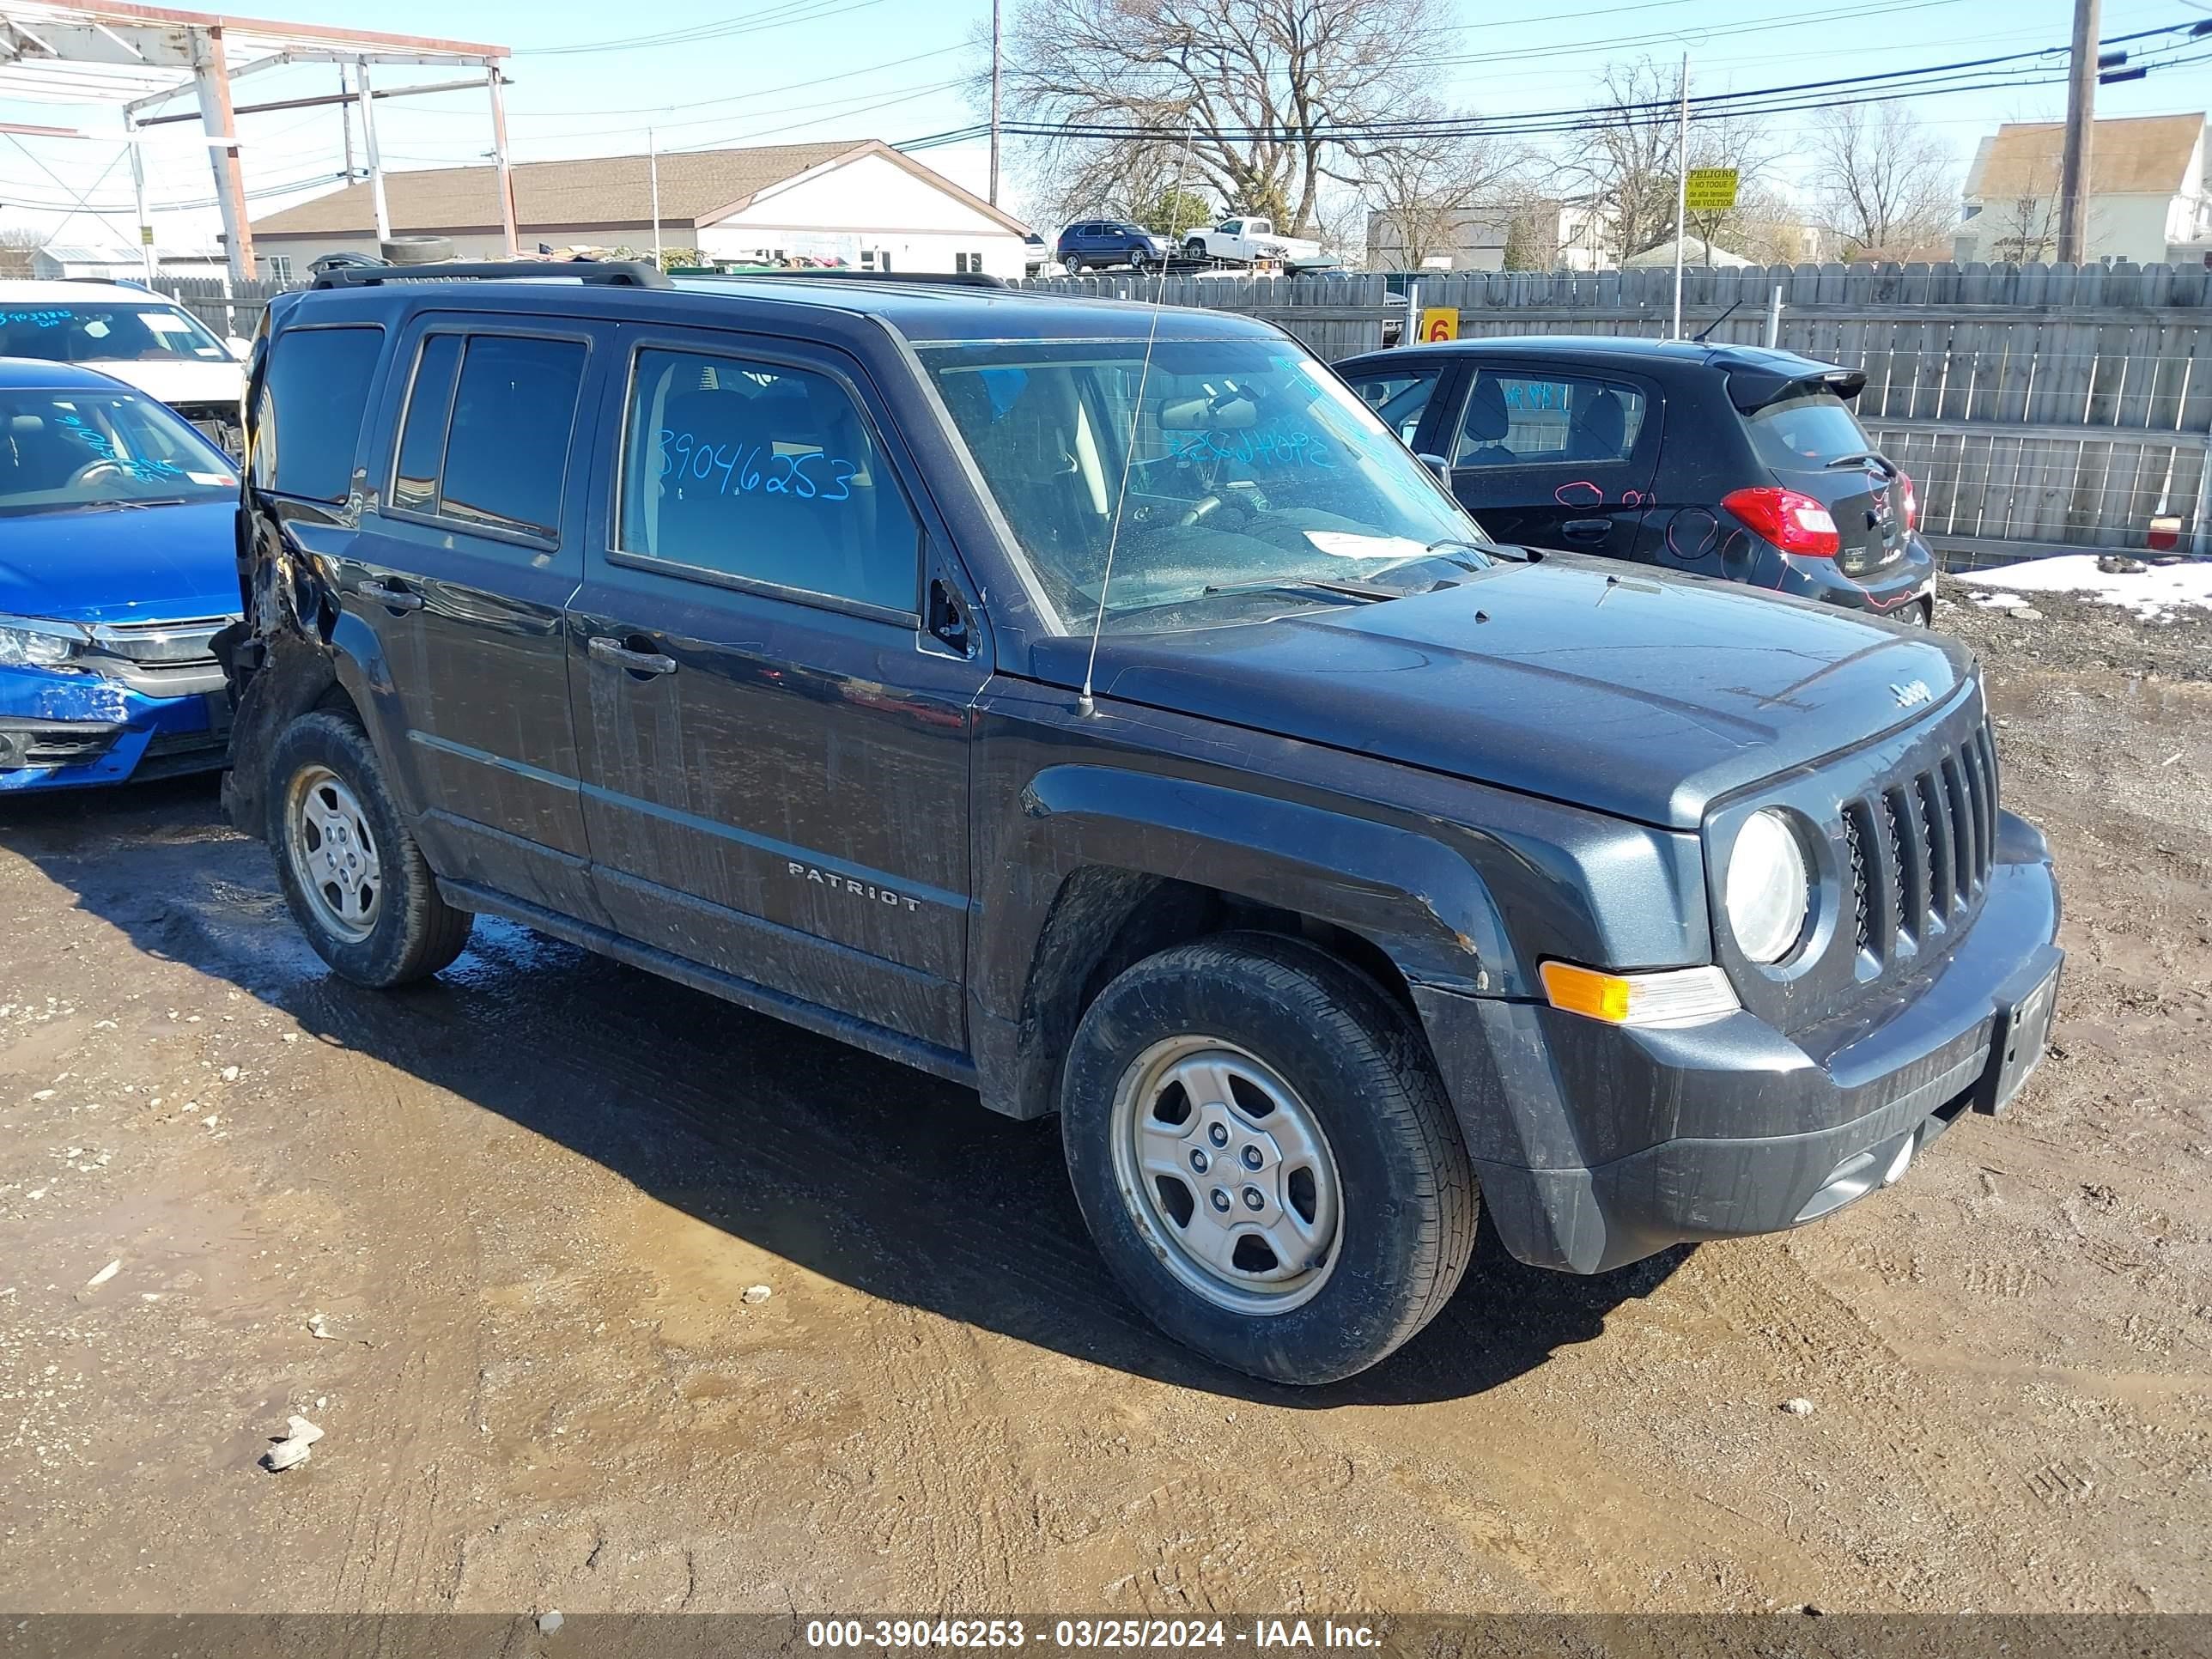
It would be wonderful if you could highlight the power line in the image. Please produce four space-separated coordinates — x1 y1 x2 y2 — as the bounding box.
514 0 889 58
902 21 2208 150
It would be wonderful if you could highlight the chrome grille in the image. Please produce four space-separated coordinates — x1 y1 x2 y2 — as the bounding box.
1846 722 1999 967
88 617 228 665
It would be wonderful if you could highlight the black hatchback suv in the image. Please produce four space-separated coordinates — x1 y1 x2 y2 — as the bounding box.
220 265 2059 1384
1337 337 1938 623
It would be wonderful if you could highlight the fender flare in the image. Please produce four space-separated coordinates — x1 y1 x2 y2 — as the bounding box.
967 763 1519 1120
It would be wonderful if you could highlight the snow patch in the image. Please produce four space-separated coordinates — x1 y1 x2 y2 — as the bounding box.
1958 555 2212 620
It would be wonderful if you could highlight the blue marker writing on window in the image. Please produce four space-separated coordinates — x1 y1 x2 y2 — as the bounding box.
655 430 856 502
1172 427 1334 470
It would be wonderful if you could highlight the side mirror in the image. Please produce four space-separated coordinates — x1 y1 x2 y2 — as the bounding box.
1416 452 1454 490
225 337 251 362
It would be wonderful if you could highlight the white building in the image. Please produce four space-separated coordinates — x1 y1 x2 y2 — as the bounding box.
1955 113 2209 264
250 139 1034 280
27 245 228 281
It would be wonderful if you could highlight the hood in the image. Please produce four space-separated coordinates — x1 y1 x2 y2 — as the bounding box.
0 499 240 625
81 357 246 407
1031 556 1973 830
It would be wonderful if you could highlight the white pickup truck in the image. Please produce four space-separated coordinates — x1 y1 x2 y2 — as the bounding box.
1180 216 1328 270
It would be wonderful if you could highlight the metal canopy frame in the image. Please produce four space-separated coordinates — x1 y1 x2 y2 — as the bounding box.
0 1 513 279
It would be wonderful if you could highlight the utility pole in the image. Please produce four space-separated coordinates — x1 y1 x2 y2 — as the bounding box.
648 126 662 265
988 0 1002 207
338 64 354 183
2057 0 2100 263
1670 51 1689 340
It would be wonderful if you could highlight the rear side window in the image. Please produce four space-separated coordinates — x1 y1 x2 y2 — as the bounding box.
388 332 586 540
1744 387 1873 471
1455 370 1645 469
254 325 383 501
617 347 920 615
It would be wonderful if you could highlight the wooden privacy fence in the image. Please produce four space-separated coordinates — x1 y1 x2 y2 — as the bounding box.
147 275 293 339
1027 262 2212 558
1018 271 1393 365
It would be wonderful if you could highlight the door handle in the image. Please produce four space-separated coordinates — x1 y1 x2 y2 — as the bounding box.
1562 519 1612 540
588 635 678 678
357 579 424 613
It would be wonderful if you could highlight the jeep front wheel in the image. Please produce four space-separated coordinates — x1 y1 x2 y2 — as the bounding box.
268 710 473 988
1060 933 1476 1384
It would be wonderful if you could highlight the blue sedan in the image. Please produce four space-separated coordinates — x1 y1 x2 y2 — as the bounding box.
0 359 240 792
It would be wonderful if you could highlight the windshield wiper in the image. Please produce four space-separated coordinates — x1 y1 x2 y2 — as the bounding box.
1823 452 1890 472
1200 575 1399 603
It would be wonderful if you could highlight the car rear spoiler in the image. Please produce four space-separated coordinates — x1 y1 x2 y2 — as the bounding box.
1726 363 1867 413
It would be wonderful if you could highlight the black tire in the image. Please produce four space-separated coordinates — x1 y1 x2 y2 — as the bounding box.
1183 237 1207 259
265 710 472 988
1060 933 1476 1384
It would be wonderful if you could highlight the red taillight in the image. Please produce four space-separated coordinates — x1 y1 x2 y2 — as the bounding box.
1723 486 1841 557
1899 471 1918 532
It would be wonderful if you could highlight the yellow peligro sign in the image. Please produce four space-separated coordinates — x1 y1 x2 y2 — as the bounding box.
1685 167 1739 211
1419 307 1459 343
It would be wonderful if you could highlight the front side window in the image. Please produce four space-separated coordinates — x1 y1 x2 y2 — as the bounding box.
387 332 586 540
1454 371 1646 469
921 335 1492 631
0 388 234 516
0 301 232 366
617 347 920 615
1348 368 1445 447
253 324 384 501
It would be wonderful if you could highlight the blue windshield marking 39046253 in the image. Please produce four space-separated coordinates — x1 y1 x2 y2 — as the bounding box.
656 429 856 502
1173 427 1334 471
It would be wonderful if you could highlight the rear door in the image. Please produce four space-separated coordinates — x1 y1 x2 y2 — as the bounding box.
568 328 984 1055
1440 362 1660 558
1740 383 1911 583
343 318 600 916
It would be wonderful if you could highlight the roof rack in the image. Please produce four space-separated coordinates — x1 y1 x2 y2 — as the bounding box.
692 269 1011 290
311 260 671 290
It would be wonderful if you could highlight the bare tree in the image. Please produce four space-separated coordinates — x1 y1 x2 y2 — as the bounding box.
0 228 43 278
1809 101 1957 259
1548 58 1777 264
1359 109 1527 270
992 0 1448 238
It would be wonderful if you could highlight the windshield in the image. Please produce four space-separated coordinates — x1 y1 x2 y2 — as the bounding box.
0 301 234 366
1744 386 1876 471
0 388 237 515
921 336 1491 629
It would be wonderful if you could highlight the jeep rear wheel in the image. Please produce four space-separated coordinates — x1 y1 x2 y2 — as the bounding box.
268 710 472 988
1060 933 1476 1384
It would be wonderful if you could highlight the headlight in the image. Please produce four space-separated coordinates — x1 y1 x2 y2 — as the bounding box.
0 617 88 670
1725 809 1811 963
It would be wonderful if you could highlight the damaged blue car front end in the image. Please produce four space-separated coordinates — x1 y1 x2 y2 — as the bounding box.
0 604 234 791
0 362 242 793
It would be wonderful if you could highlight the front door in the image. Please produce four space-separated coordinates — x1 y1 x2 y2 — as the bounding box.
343 319 600 915
568 331 984 1056
1441 363 1661 561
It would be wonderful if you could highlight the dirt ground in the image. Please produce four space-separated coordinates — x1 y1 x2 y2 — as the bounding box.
0 586 2206 1618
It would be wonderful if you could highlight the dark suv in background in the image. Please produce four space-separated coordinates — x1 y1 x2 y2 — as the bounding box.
220 265 2059 1385
1339 337 1938 623
1054 221 1166 271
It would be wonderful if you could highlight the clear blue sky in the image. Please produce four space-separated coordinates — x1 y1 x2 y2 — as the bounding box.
3 0 2210 247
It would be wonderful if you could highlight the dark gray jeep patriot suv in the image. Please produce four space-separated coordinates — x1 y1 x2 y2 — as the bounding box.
218 264 2063 1384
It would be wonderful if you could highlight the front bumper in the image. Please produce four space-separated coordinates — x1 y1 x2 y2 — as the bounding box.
0 664 229 793
1416 809 2062 1273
